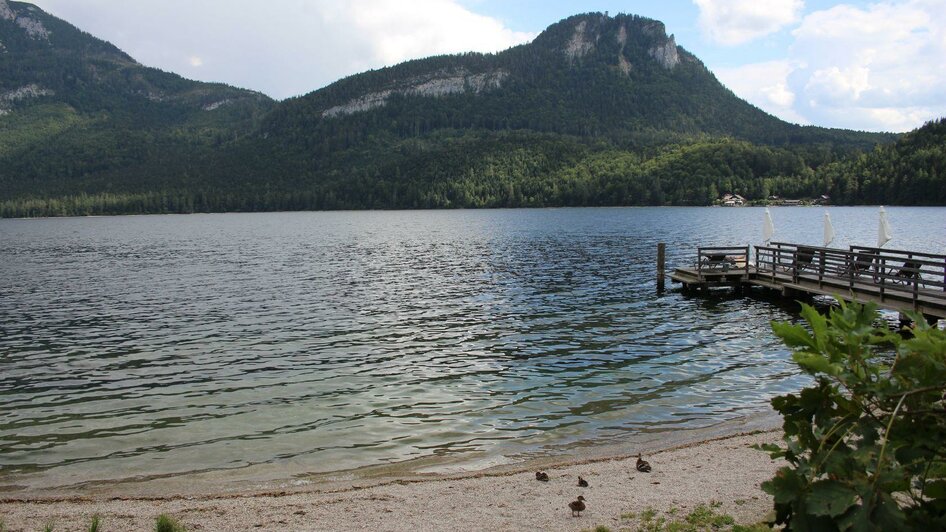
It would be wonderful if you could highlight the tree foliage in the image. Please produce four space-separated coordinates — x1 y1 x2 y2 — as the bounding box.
817 118 946 205
761 301 946 530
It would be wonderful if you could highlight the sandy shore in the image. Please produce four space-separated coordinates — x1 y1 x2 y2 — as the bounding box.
0 429 782 531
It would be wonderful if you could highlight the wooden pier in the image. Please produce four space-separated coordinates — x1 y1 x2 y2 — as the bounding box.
670 242 946 321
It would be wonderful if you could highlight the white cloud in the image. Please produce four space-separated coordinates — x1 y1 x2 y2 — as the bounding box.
714 0 946 132
337 0 531 65
804 65 871 105
788 0 946 131
693 0 803 45
30 0 535 99
715 60 809 124
862 107 935 132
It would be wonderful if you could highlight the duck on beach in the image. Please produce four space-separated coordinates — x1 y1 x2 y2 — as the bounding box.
535 471 550 482
577 476 589 487
569 495 586 517
636 453 652 473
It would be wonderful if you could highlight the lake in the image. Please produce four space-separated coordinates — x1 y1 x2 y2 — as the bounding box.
1 206 944 492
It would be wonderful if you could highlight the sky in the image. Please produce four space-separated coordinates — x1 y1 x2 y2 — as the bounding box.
28 0 946 133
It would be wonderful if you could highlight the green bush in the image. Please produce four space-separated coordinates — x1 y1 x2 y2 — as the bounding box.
155 514 186 532
619 502 770 531
760 301 946 530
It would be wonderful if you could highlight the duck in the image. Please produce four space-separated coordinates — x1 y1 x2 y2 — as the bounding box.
636 453 652 473
568 495 586 517
577 476 589 487
535 471 550 482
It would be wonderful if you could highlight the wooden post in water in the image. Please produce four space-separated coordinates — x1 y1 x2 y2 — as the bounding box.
657 243 666 292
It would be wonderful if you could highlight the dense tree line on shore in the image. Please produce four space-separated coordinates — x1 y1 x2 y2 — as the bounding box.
3 119 943 218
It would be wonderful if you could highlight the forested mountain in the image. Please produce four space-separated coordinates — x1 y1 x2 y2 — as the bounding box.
266 14 884 150
816 118 946 205
0 4 940 217
0 0 273 201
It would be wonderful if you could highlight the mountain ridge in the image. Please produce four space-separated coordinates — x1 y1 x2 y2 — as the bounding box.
264 12 889 151
0 0 274 199
2 5 942 217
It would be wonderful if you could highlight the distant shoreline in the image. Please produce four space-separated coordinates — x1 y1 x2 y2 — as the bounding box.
3 203 944 222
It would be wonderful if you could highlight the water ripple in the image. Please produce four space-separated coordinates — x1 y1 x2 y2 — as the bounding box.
1 207 944 489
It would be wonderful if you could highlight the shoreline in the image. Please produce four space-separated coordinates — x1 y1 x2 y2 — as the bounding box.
0 425 785 531
0 411 781 500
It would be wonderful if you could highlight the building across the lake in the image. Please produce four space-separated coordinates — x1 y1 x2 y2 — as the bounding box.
719 193 745 206
764 194 831 206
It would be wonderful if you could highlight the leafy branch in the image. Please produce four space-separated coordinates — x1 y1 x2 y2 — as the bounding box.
761 300 946 531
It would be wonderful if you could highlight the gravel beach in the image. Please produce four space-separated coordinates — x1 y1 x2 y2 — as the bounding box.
0 429 783 531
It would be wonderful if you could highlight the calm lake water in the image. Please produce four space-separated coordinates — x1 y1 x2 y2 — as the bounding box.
2 206 945 492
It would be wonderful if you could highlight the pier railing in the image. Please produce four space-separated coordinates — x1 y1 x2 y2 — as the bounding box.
754 242 946 309
672 242 946 319
696 246 750 280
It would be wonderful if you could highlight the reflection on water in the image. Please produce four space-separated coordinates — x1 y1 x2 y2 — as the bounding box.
1 207 944 490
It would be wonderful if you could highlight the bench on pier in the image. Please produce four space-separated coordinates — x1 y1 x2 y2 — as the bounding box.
666 246 752 287
696 246 750 275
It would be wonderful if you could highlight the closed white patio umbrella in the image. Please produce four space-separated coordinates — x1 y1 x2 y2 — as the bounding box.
763 208 775 245
878 206 893 248
823 211 835 248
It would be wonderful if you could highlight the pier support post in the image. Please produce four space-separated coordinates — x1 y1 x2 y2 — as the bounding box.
657 243 666 293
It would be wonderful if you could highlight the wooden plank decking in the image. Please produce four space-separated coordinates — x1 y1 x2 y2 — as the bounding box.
671 243 946 320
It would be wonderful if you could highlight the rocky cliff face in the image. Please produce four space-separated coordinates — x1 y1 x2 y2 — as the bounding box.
0 81 54 114
319 13 687 121
636 19 680 69
322 68 508 118
649 35 679 70
0 0 14 21
0 0 49 40
564 20 596 61
558 15 680 72
616 25 632 75
2 83 53 101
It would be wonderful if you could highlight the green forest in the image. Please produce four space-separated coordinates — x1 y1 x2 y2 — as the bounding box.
0 7 943 218
2 120 944 218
